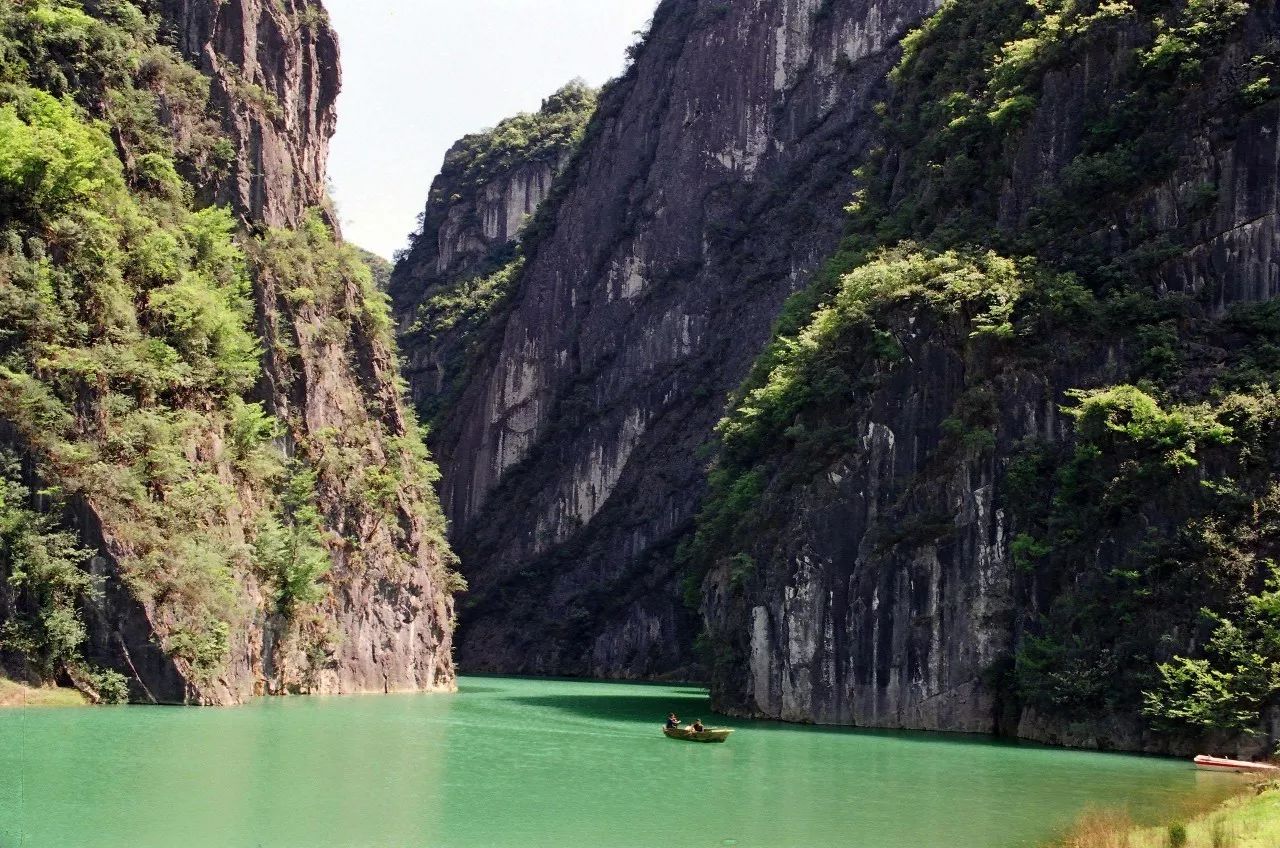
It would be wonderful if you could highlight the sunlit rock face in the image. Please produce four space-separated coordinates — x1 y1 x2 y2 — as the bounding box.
390 157 560 414
388 83 596 429
159 0 340 228
419 0 942 680
58 0 457 705
400 158 559 293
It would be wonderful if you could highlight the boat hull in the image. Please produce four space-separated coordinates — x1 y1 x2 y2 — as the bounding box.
663 727 733 743
1193 755 1279 774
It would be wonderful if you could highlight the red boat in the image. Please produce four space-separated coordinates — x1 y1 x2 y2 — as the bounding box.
1193 755 1280 774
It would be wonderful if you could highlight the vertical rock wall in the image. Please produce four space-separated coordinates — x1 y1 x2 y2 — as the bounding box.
701 1 1280 754
158 0 339 228
52 0 457 704
429 0 942 678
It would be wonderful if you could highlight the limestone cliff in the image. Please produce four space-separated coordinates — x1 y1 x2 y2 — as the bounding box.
389 81 597 426
417 0 1280 754
418 0 942 679
0 0 456 704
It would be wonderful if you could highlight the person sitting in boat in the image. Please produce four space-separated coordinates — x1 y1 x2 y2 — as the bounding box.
690 719 705 732
666 713 681 729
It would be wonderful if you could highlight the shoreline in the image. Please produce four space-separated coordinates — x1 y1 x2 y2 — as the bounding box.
1053 780 1280 847
0 678 88 708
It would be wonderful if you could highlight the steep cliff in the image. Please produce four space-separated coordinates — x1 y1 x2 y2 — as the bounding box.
414 0 1280 753
694 0 1280 754
390 81 597 426
157 0 339 228
420 0 942 678
0 0 456 704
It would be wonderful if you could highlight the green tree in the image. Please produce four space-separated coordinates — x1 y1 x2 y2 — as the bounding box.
0 453 92 676
1144 576 1280 734
253 466 331 615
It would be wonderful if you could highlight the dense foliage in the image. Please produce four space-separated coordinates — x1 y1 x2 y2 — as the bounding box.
251 212 455 573
432 80 597 206
355 247 392 291
0 0 457 696
0 0 264 683
688 0 1280 741
0 452 128 701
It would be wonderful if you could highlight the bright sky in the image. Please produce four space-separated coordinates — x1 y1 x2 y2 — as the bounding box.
324 0 660 259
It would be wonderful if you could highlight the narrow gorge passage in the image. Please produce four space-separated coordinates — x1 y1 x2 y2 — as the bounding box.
6 0 1280 845
392 0 1280 761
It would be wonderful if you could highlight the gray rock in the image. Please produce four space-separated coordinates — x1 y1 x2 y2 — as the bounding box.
428 0 942 678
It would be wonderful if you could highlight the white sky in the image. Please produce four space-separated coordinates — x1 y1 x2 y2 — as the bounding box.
324 0 661 259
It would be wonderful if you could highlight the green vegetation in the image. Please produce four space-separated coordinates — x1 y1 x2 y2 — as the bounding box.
408 258 523 423
0 0 459 695
719 249 1058 464
250 213 460 601
0 676 88 707
1011 386 1280 725
682 246 1085 604
0 452 128 701
253 466 331 615
0 452 95 679
1145 577 1280 734
0 1 266 681
434 80 597 201
872 0 1257 255
253 211 402 350
355 246 393 290
1052 785 1280 848
415 259 524 338
688 0 1280 742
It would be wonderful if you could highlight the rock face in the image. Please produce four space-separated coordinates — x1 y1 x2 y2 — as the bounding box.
79 227 459 704
414 0 1280 753
391 157 557 418
158 0 339 228
150 0 452 704
241 240 457 703
698 0 1280 754
389 82 596 424
0 0 456 705
702 315 1018 731
402 159 555 287
418 0 942 678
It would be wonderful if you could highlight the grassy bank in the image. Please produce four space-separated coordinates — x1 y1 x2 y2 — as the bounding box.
1056 782 1280 848
0 677 89 708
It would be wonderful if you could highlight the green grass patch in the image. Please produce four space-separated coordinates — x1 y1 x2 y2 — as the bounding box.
0 676 88 707
1057 786 1280 848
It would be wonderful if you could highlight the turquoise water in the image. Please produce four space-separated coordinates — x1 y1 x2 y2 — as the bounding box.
0 676 1238 848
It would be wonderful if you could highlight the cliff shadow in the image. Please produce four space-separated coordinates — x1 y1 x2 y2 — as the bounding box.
508 692 713 724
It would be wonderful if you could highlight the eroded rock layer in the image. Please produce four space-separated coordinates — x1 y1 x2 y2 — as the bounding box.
420 0 942 678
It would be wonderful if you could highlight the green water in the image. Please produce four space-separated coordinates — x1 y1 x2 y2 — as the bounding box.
0 676 1239 848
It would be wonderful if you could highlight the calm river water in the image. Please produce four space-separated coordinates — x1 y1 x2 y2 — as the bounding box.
0 676 1240 848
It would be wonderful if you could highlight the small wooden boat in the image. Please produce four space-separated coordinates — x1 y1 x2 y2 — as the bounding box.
1193 755 1280 774
663 726 734 743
